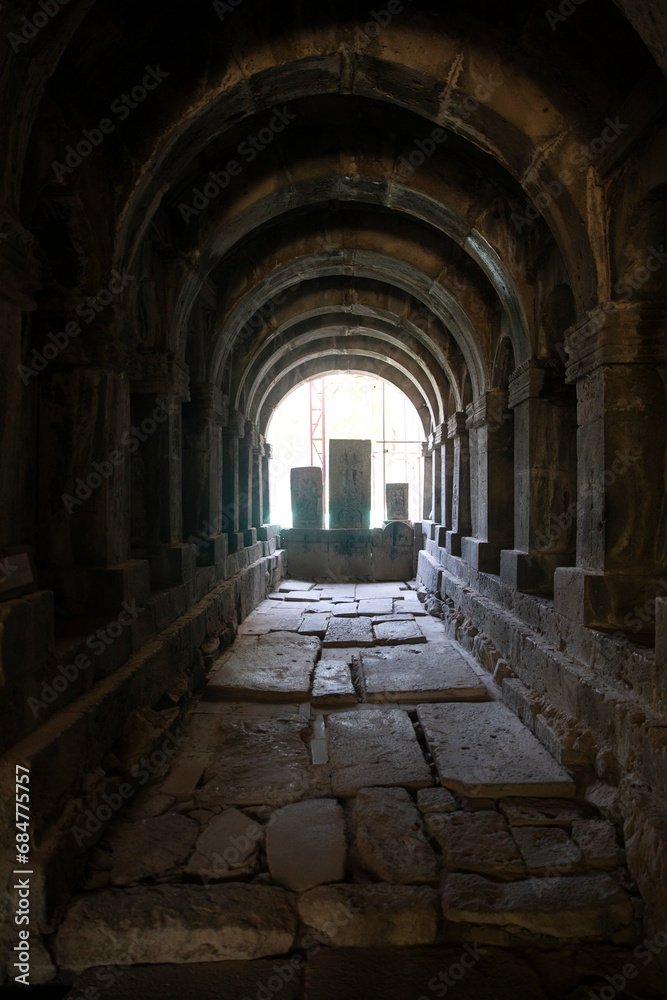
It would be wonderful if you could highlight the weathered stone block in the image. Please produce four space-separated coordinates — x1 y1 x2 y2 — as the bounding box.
291 467 324 529
329 440 372 530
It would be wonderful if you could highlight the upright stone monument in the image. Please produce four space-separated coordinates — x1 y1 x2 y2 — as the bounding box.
290 467 324 529
329 440 372 529
386 483 409 521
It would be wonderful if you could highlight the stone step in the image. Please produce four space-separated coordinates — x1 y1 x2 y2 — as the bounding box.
205 631 319 701
418 701 576 799
362 645 488 703
54 884 298 972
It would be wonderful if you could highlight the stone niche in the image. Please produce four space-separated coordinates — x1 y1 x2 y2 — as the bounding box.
386 483 409 521
290 467 324 529
329 440 372 530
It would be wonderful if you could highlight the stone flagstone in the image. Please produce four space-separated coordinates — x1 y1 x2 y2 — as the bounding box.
357 599 394 617
323 617 375 647
362 645 487 703
429 810 525 880
206 631 319 701
373 621 426 645
107 814 198 886
54 884 298 970
442 873 636 940
350 787 438 884
512 826 583 875
266 798 347 891
185 808 263 879
299 613 329 638
298 884 438 947
418 702 576 798
328 708 433 796
312 660 358 706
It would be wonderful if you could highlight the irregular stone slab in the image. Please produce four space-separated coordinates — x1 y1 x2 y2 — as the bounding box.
500 797 590 828
512 826 583 875
291 467 324 529
312 660 358 707
371 613 415 624
430 811 525 880
323 618 375 648
299 613 329 638
417 787 458 816
329 439 372 529
443 873 636 940
356 583 406 599
107 814 198 886
331 602 359 617
67 961 302 1000
298 885 438 946
302 948 549 1000
266 799 347 891
186 809 263 879
207 632 319 701
357 599 394 617
304 601 335 613
351 787 438 884
285 592 319 602
54 884 297 971
269 616 306 633
572 819 625 869
328 708 433 797
280 580 316 592
418 702 576 798
196 716 324 807
373 621 426 645
161 759 205 800
362 645 487 703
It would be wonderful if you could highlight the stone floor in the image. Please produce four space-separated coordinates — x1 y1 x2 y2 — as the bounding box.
51 582 666 999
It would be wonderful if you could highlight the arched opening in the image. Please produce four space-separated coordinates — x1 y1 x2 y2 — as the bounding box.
266 373 425 528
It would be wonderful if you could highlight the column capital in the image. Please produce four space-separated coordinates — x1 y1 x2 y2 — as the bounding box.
447 412 468 438
564 301 667 382
264 442 274 460
129 349 190 401
467 389 510 429
224 409 247 438
422 441 431 458
508 360 547 407
187 382 226 421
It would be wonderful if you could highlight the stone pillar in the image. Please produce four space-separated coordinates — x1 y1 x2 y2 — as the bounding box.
291 467 324 528
554 303 667 635
238 421 255 534
441 431 454 531
463 390 514 573
252 437 265 529
386 483 409 521
182 382 226 565
422 442 433 520
329 439 372 529
222 409 246 553
431 428 443 524
130 352 193 588
446 413 472 556
500 361 577 595
262 443 272 525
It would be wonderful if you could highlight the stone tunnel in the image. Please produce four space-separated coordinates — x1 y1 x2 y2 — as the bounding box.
1 1 667 997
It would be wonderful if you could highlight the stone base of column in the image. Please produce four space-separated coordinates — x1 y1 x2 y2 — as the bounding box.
500 550 573 596
446 531 466 557
462 538 502 574
88 559 151 613
257 524 281 543
149 545 196 589
554 567 667 637
227 531 246 555
192 533 228 567
244 528 258 547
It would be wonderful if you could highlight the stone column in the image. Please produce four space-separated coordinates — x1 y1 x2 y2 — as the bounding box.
441 430 454 532
446 413 472 556
262 443 272 525
431 429 443 524
500 361 577 595
130 353 193 588
329 439 372 529
252 437 265 529
182 382 227 566
222 409 246 553
291 467 324 528
463 390 514 573
554 303 667 635
422 442 433 521
238 421 255 536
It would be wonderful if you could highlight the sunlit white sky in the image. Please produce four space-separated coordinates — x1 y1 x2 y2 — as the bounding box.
266 373 425 528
